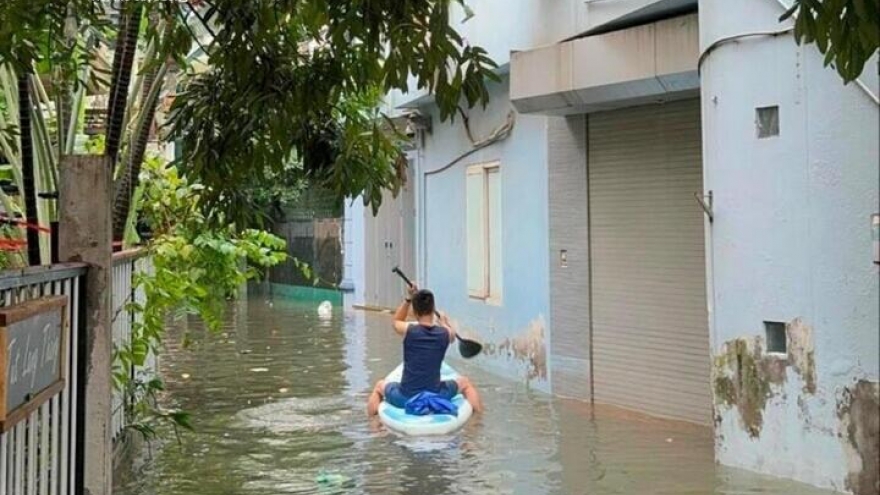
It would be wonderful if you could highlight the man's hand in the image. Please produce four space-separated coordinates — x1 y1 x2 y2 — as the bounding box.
438 312 451 327
392 283 417 336
438 312 457 344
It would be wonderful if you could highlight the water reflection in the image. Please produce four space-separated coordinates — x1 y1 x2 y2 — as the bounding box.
115 296 834 495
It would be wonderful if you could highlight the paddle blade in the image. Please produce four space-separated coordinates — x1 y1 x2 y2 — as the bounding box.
458 337 483 359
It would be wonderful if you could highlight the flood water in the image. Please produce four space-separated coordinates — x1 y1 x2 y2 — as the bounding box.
115 295 836 495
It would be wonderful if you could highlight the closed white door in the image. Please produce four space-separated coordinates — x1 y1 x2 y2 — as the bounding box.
364 163 416 309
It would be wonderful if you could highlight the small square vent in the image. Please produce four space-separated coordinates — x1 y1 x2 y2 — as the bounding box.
756 106 780 138
765 321 787 353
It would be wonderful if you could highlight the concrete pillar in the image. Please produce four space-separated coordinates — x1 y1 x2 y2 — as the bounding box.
339 203 355 293
58 155 113 495
546 115 590 401
341 197 366 309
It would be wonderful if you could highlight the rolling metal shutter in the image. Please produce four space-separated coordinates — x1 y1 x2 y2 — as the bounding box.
588 99 711 424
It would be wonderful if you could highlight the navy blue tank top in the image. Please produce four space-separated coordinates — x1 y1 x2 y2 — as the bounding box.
400 324 451 396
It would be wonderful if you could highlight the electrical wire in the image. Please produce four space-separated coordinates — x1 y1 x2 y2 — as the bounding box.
699 0 879 106
697 27 795 76
424 110 516 177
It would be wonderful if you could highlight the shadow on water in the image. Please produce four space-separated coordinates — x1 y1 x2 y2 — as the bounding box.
115 296 837 495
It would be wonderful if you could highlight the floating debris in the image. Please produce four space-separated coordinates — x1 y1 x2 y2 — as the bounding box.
317 301 333 320
315 471 354 490
250 367 269 373
181 373 191 380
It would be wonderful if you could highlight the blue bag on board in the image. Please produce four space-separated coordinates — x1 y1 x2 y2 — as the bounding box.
404 391 459 416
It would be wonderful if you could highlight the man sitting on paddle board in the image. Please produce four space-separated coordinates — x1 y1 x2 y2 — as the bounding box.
367 285 484 416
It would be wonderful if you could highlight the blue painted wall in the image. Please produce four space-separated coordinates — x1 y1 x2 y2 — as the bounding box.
417 77 551 390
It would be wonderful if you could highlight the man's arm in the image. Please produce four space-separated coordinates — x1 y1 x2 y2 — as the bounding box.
392 284 418 336
392 298 411 336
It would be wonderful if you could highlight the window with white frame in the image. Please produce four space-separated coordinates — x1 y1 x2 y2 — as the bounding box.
466 162 502 303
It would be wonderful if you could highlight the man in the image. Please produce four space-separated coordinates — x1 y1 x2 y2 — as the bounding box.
367 284 484 416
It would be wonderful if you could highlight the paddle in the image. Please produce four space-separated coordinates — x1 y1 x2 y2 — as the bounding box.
392 267 483 359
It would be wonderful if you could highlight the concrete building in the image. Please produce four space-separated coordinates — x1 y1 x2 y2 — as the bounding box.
343 1 879 492
699 1 879 492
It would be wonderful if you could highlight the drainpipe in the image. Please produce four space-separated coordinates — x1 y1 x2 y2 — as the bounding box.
417 129 428 286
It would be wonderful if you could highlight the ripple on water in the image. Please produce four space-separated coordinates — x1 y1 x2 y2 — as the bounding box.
235 396 354 434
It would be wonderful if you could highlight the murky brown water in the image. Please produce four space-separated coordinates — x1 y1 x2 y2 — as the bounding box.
115 296 835 495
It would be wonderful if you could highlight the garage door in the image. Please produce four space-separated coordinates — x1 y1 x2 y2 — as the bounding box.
588 99 711 424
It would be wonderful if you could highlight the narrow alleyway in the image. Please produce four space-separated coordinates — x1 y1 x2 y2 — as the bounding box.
115 296 838 495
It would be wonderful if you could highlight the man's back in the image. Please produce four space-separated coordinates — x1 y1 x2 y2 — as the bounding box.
400 324 450 396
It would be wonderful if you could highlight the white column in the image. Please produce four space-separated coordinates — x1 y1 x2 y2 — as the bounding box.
341 197 365 308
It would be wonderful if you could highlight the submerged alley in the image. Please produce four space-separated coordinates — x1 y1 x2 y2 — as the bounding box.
114 297 844 495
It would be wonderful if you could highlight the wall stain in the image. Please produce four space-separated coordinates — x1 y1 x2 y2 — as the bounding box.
713 338 775 438
482 318 547 381
712 318 818 439
787 318 817 394
838 380 879 495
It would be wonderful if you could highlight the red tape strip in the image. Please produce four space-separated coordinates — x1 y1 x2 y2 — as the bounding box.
0 215 52 233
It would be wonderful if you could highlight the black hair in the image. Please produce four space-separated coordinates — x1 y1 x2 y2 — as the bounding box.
411 289 435 317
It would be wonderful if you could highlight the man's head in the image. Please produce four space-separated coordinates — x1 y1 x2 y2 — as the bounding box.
411 289 435 317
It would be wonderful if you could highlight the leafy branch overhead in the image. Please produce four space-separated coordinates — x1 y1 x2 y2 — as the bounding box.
0 0 107 73
0 0 497 230
781 0 879 83
163 0 499 222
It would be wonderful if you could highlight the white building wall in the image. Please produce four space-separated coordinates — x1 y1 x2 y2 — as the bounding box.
393 0 696 108
700 0 879 492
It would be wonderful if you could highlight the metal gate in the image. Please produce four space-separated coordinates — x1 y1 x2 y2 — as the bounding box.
0 264 86 495
588 99 711 424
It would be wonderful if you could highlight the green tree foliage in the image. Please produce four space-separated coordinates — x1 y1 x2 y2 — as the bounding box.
0 1 107 265
0 0 104 73
238 159 308 227
162 0 498 223
782 0 879 82
114 154 288 438
2 1 498 228
134 156 287 332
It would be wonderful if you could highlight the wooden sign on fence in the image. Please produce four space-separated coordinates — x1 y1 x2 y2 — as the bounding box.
0 296 68 432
